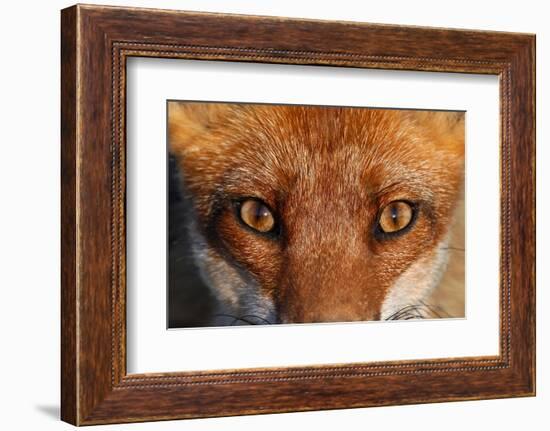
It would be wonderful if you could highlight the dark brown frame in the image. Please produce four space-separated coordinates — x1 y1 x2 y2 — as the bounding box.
61 4 536 426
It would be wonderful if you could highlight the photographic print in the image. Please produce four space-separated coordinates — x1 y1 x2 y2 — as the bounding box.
167 102 465 328
61 5 535 424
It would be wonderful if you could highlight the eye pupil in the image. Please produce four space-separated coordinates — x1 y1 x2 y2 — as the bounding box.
239 199 276 233
391 206 398 222
257 206 269 220
378 201 414 234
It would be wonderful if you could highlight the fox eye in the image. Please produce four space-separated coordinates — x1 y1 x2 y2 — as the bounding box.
378 201 414 234
238 199 275 233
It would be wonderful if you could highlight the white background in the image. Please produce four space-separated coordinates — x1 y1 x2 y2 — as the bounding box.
127 60 500 373
0 0 547 430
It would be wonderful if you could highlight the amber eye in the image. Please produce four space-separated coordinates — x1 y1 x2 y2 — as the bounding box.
378 201 414 234
239 199 276 233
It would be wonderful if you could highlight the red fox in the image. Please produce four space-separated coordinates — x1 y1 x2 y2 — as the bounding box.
168 102 464 325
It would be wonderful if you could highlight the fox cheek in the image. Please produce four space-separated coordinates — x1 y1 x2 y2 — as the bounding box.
189 230 280 323
380 235 451 320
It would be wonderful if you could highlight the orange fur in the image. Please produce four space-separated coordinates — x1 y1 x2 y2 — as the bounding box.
169 102 464 323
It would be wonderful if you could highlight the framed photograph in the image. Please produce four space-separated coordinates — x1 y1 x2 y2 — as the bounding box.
61 4 535 425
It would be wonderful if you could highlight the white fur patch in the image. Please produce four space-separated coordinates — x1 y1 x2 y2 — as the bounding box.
380 235 450 320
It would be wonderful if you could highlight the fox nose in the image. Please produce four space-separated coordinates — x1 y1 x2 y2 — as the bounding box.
277 273 383 324
277 241 385 324
277 300 381 324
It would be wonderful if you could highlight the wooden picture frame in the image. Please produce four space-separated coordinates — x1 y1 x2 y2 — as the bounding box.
61 4 535 425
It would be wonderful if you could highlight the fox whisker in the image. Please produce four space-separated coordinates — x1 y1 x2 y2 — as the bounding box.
239 314 273 325
440 246 465 252
213 313 272 326
385 302 450 321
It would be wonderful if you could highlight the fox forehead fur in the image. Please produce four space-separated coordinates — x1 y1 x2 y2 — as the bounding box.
168 102 465 324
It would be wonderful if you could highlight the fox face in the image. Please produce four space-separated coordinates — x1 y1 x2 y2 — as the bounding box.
168 102 464 325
